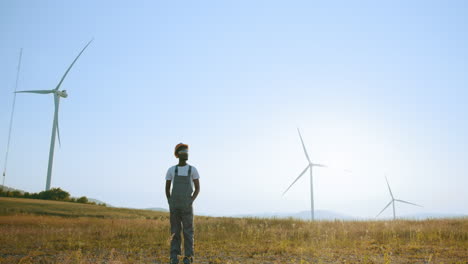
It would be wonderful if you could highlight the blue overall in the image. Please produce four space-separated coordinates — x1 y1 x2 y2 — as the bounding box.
169 165 194 260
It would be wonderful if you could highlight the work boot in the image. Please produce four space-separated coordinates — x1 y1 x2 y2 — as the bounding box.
170 257 179 264
183 256 193 264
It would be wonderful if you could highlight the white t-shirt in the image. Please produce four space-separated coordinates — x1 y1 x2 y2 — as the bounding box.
166 164 200 182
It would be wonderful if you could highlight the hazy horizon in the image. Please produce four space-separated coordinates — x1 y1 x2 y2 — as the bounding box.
1 1 467 219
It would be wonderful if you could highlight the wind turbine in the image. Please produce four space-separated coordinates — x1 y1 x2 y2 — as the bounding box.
2 49 23 191
376 176 422 220
283 128 327 221
16 40 93 191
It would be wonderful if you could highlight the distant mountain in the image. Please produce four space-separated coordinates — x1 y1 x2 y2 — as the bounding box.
232 210 356 221
231 210 467 221
292 210 356 220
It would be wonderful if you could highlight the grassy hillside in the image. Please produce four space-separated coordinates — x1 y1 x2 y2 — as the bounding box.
0 197 466 263
0 197 167 219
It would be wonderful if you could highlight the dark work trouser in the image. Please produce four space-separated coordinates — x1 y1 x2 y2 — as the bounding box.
170 205 194 258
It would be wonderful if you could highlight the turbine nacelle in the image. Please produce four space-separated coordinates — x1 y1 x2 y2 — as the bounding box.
57 90 68 98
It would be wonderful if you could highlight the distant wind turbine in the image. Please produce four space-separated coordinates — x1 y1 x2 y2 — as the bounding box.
2 49 23 191
283 128 327 221
16 40 93 191
376 176 422 220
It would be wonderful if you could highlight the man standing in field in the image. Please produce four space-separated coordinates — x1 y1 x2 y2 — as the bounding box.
166 143 200 264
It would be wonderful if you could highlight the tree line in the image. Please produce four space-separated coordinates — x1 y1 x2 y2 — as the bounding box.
0 187 106 206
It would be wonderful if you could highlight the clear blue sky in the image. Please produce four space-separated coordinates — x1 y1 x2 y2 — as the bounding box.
1 0 467 218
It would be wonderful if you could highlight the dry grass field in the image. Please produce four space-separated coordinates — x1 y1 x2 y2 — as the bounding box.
0 197 466 264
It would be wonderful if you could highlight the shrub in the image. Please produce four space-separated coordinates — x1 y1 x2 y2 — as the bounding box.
38 188 71 201
0 187 97 205
77 196 89 203
11 191 22 197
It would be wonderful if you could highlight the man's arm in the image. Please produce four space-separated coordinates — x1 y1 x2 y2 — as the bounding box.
192 179 200 201
165 180 171 200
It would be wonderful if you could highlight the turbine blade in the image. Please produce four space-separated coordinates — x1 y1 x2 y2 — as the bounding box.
385 175 394 199
13 49 23 93
54 95 61 147
54 39 93 91
311 163 327 168
282 165 309 196
3 48 22 181
395 199 423 207
297 128 311 163
310 163 352 176
376 201 392 218
15 90 54 94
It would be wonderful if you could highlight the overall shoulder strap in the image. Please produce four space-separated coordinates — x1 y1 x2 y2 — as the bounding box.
188 166 192 177
174 166 178 177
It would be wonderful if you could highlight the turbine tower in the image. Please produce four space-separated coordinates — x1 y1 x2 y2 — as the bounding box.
283 128 326 221
376 176 422 220
16 40 92 191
